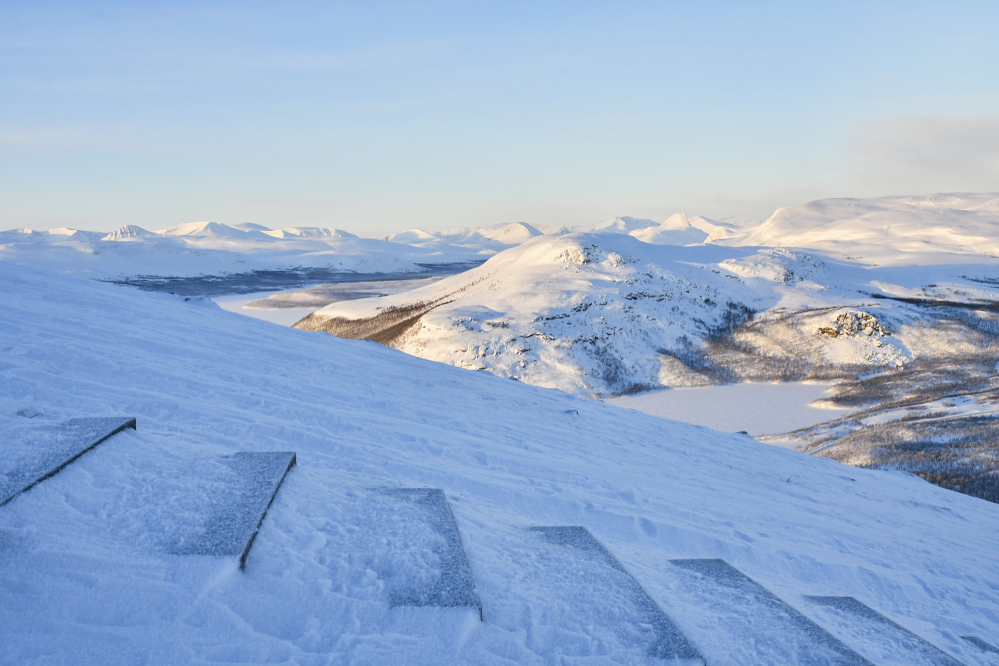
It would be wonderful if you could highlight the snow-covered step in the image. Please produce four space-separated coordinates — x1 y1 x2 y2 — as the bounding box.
378 488 482 617
0 416 136 507
524 526 705 664
804 596 966 665
961 635 999 654
173 451 296 569
662 559 872 665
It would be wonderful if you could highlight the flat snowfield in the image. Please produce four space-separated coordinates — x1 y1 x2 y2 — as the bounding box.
605 382 848 438
1 262 997 665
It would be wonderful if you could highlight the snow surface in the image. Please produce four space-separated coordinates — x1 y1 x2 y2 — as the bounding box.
1 261 997 664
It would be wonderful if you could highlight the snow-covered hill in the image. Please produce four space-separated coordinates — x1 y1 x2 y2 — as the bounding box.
1 261 997 664
737 193 999 264
296 234 781 394
298 228 999 397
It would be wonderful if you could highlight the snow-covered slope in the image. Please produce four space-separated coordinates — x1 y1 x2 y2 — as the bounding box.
1 262 996 665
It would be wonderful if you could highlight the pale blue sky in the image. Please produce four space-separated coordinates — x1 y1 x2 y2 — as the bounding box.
2 1 998 235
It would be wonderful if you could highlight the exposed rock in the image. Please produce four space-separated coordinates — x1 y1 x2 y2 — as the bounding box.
817 311 889 338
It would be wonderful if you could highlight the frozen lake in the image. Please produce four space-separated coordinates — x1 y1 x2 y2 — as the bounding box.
605 382 848 440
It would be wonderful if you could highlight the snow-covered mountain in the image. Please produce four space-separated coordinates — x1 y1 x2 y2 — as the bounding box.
296 194 999 395
0 220 560 281
626 213 742 246
2 259 996 664
101 224 156 241
261 226 358 239
0 221 489 280
381 221 545 250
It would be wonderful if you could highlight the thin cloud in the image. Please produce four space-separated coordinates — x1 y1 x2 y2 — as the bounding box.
850 115 999 193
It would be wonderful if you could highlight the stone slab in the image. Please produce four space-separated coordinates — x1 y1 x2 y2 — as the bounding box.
178 451 296 570
380 488 481 615
804 596 966 666
0 416 136 506
531 526 705 664
961 635 999 654
667 559 873 665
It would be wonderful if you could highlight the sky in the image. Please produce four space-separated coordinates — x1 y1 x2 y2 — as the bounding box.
2 1 998 237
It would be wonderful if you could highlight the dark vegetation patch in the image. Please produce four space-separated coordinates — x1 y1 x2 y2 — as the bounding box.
103 262 485 297
869 293 999 309
812 414 999 504
294 297 453 346
294 274 490 347
662 305 867 385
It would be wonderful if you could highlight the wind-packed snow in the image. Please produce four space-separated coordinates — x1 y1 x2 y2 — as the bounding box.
1 259 997 664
